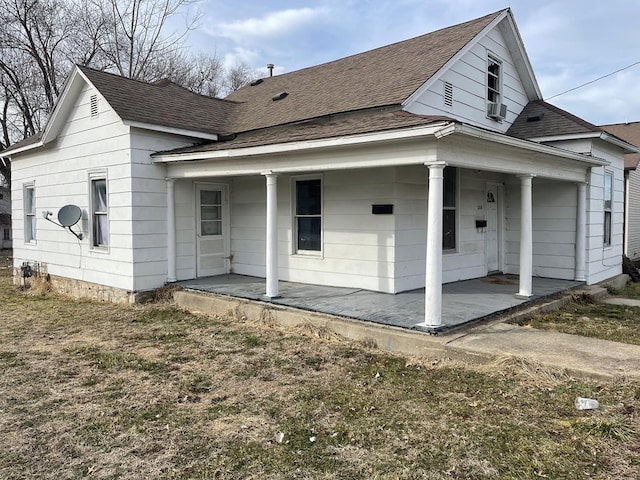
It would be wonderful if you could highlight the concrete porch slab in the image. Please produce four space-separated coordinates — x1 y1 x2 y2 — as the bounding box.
178 274 582 333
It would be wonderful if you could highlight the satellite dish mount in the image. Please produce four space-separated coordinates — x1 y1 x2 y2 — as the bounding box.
43 205 83 240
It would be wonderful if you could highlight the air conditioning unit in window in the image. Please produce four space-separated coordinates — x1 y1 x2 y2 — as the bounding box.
487 102 507 120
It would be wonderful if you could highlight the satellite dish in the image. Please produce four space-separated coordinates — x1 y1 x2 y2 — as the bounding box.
58 205 82 227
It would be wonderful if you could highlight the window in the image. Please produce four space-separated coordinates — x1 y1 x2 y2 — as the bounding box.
487 54 502 105
24 183 35 243
443 167 457 250
3 228 10 241
91 177 108 247
294 177 322 253
200 189 222 236
604 172 612 246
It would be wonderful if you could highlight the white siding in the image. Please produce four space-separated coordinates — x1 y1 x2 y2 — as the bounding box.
11 85 134 290
539 139 625 284
230 169 398 293
504 178 578 280
129 129 203 291
217 166 512 293
406 26 529 133
11 87 200 292
626 168 640 260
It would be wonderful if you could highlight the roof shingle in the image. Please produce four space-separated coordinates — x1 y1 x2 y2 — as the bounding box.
155 106 451 156
507 100 602 139
224 10 505 133
78 66 238 135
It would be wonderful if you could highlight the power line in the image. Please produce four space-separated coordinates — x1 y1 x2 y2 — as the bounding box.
546 60 640 100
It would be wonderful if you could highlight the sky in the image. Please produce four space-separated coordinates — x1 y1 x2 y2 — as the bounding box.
184 0 640 126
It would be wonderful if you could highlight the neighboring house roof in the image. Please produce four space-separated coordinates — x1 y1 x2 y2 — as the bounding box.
507 100 602 139
78 66 238 135
224 9 506 133
508 100 638 155
155 106 452 156
601 122 640 170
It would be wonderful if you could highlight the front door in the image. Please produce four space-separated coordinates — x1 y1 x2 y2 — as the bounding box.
196 183 229 277
486 183 503 273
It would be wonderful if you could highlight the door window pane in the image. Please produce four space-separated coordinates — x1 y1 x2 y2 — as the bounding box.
200 190 221 205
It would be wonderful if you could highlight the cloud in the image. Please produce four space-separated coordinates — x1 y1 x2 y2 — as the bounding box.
214 7 330 42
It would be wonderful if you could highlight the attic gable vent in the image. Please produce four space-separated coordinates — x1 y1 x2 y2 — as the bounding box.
444 82 453 107
526 112 545 122
90 94 98 119
272 91 288 101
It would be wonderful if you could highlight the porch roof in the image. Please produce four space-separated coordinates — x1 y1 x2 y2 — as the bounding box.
178 274 582 334
153 106 451 156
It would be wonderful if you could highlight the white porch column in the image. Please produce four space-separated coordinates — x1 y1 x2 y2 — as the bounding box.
166 177 177 283
263 172 279 298
575 182 587 281
517 174 535 298
419 161 446 327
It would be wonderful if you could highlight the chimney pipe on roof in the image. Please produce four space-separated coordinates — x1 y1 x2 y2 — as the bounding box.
267 64 274 77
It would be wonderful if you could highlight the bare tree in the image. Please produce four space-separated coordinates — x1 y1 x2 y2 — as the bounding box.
93 0 201 80
224 62 256 93
0 0 254 186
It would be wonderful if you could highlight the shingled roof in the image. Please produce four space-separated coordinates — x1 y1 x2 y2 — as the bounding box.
157 106 452 156
601 122 640 170
78 66 238 135
224 9 505 133
4 9 505 157
507 100 603 139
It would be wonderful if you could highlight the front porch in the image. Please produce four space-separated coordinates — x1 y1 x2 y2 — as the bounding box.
178 274 582 333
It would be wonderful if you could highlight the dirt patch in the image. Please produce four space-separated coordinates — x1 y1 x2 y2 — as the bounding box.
0 257 638 479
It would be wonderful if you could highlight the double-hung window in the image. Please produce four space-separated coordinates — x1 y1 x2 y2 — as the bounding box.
91 176 108 248
604 172 613 246
487 54 502 105
443 167 457 250
294 177 322 253
24 183 36 243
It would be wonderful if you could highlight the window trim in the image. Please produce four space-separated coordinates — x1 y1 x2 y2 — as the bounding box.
291 174 323 257
23 182 36 244
486 52 503 108
89 171 109 251
442 166 458 252
604 171 613 247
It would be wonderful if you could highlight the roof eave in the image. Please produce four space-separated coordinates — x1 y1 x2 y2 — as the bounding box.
1 139 44 157
528 131 638 154
123 120 219 141
152 121 453 163
439 123 609 167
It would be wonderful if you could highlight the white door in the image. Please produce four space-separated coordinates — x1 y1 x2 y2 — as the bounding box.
486 183 503 273
196 184 229 277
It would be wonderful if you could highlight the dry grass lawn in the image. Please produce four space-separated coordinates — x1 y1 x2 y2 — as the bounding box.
1 251 639 479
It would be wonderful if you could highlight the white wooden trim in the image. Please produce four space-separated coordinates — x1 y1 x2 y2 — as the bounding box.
124 120 219 141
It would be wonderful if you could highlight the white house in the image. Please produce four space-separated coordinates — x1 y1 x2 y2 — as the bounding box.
3 8 636 327
601 122 640 260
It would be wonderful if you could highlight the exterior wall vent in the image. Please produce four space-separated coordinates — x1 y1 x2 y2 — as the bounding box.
487 102 507 120
90 94 99 119
272 92 288 101
444 82 453 107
